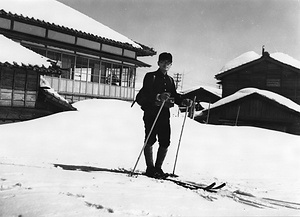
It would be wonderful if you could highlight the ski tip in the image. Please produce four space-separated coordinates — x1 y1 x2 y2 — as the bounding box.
204 182 216 190
213 183 226 189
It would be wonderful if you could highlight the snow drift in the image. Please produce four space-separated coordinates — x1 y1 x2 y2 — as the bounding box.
1 99 300 216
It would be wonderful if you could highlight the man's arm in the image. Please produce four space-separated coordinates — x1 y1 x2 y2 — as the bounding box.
142 73 156 107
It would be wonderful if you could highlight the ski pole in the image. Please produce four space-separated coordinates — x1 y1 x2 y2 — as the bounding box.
130 98 167 177
172 105 189 175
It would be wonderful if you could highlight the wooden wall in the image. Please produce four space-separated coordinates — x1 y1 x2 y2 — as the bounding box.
0 66 39 108
221 60 300 105
199 94 300 135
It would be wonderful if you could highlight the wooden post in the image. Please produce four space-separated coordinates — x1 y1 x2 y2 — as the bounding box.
192 96 197 119
235 105 241 126
206 102 211 124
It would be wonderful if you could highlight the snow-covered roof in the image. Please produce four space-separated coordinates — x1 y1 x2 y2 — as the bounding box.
180 85 222 97
270 52 300 69
0 34 51 67
217 51 300 75
1 0 141 49
218 51 261 74
40 76 69 104
205 88 300 114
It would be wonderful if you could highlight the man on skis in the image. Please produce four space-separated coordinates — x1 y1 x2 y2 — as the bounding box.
141 52 192 178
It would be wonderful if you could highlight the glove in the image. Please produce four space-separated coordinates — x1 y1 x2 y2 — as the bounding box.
156 92 171 101
181 98 193 107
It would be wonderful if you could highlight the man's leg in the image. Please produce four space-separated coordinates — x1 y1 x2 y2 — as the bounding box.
144 144 154 168
155 116 171 175
155 146 168 171
144 144 156 177
143 112 158 177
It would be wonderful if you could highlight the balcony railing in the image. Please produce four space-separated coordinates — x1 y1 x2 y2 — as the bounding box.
44 76 135 102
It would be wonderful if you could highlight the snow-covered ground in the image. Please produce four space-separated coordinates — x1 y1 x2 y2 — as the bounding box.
1 99 300 216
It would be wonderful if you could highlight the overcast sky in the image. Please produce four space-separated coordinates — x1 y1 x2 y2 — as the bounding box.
58 0 300 89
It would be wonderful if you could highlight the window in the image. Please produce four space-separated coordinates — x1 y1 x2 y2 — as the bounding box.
22 44 137 91
77 37 100 50
14 68 26 90
14 21 46 37
121 66 135 87
0 18 10 29
0 67 14 89
266 78 281 87
266 71 281 88
75 56 88 81
123 49 136 58
100 62 122 86
61 54 75 79
48 30 75 44
102 44 122 55
101 62 111 84
111 64 121 86
47 51 61 78
89 59 101 83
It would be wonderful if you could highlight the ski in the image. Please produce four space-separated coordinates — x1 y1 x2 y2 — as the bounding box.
172 178 226 192
53 163 226 193
164 176 225 193
184 180 216 190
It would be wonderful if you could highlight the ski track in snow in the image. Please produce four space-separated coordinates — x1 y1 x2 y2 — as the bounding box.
1 162 300 217
52 163 300 211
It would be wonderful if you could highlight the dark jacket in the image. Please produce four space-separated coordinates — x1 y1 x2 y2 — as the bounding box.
142 69 183 113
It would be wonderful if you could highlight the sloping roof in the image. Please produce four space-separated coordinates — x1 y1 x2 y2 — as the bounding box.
180 85 222 103
40 76 70 104
40 76 76 111
270 52 300 69
1 0 155 56
203 88 300 114
0 34 51 67
218 51 261 74
216 51 300 78
180 85 222 97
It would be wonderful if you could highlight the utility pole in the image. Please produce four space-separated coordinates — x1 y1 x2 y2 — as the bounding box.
173 73 182 90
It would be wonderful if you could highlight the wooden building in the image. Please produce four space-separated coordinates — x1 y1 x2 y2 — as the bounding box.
0 0 155 103
196 50 300 135
195 88 300 135
215 50 300 105
180 86 222 104
179 86 221 118
180 86 221 110
0 34 75 124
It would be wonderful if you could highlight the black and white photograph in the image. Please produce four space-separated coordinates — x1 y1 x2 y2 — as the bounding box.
0 0 299 216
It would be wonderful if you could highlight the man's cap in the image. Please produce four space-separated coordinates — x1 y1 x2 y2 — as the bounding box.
158 52 172 63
